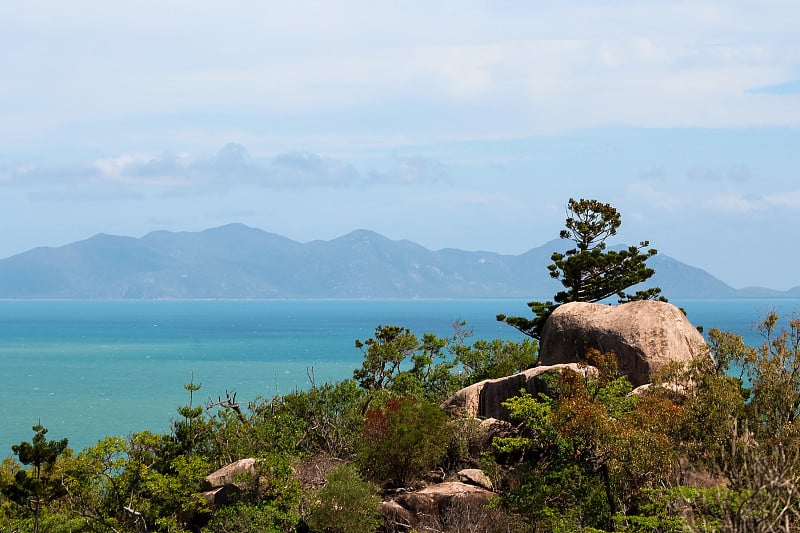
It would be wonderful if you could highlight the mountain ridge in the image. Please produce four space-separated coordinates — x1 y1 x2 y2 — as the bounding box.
0 224 795 299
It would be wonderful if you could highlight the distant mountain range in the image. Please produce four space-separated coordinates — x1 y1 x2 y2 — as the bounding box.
0 223 797 299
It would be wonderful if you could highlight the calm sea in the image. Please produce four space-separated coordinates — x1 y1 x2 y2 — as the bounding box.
1 299 798 454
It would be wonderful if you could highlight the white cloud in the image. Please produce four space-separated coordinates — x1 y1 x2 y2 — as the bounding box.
0 145 367 194
763 190 800 209
631 179 800 216
703 194 761 214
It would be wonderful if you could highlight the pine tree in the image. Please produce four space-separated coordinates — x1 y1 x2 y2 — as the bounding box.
4 423 69 533
498 198 664 338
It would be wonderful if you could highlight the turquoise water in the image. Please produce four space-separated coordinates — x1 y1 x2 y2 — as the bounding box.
1 299 798 453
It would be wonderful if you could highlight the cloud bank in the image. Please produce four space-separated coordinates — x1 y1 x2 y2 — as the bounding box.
1 144 451 197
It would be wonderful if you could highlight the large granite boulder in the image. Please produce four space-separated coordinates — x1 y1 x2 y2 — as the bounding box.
539 300 707 387
442 363 597 421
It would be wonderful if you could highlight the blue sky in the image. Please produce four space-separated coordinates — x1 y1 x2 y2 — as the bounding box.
1 1 799 290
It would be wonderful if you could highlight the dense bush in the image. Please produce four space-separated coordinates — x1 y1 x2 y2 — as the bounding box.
202 501 297 533
359 396 451 487
305 464 381 533
281 379 366 458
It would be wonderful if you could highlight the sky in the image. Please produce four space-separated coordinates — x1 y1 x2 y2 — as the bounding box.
1 1 799 290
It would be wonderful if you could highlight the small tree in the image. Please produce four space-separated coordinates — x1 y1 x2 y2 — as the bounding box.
498 198 664 338
281 379 366 458
353 326 419 391
61 436 134 532
746 311 800 440
174 372 210 455
3 423 69 533
353 325 461 402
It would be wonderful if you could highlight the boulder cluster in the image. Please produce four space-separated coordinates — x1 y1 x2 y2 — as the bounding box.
446 300 706 422
397 300 707 528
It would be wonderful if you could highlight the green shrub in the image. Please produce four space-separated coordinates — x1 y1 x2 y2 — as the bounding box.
359 397 451 487
202 501 297 533
306 464 382 533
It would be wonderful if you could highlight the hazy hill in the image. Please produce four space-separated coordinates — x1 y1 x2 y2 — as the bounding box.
0 223 795 299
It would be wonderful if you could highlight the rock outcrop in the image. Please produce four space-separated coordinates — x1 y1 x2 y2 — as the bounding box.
476 418 516 449
457 468 493 491
381 482 495 532
539 300 707 387
442 363 597 421
201 458 257 510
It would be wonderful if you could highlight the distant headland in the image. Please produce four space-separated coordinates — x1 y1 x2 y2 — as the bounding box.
0 223 797 300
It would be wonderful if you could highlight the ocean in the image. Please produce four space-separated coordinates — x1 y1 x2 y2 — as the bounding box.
1 299 798 454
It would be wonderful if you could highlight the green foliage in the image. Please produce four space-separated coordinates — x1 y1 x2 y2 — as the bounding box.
202 500 297 533
203 394 307 468
247 456 302 525
3 423 70 533
634 483 800 533
353 325 419 391
306 464 381 533
359 397 451 487
657 347 746 465
635 312 800 530
651 315 800 462
353 322 540 405
498 198 664 338
455 337 539 383
611 488 687 532
173 373 210 455
353 324 468 402
125 430 212 531
494 391 557 456
390 331 460 401
281 379 366 458
1 458 24 530
61 436 132 532
9 307 800 532
746 311 800 440
492 359 679 532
